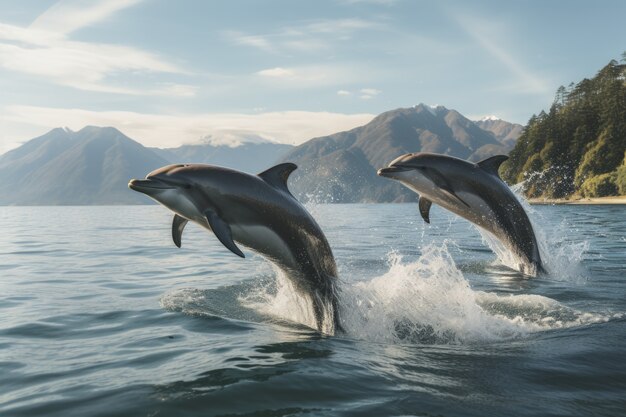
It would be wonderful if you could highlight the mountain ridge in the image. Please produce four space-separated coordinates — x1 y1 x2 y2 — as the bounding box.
282 104 520 203
0 126 169 205
0 106 522 205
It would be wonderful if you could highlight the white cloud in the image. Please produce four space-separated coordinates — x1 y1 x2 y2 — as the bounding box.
224 31 274 52
0 1 192 96
359 87 381 99
305 18 382 34
253 64 372 87
337 90 352 96
30 0 143 35
202 131 281 147
224 18 383 54
360 88 381 95
0 105 376 152
256 67 296 78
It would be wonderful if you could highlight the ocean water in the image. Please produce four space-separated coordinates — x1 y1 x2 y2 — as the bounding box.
1 203 625 416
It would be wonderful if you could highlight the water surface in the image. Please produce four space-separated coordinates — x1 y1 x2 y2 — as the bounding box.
1 204 625 416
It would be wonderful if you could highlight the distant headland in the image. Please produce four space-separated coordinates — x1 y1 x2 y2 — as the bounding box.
502 56 626 202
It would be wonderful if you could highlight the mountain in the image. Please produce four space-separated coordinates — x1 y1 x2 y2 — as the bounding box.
475 117 524 149
0 127 294 205
0 106 522 205
152 132 293 174
502 58 626 198
281 104 520 203
0 126 168 205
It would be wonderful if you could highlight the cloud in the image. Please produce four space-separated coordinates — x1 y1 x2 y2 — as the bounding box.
256 67 296 78
1 105 376 151
224 31 274 52
359 87 381 99
454 14 550 95
335 88 381 98
30 0 143 35
0 1 192 96
305 18 382 34
253 64 373 87
224 18 383 54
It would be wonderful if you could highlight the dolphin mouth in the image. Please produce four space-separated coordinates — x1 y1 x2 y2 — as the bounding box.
377 165 412 176
128 178 176 192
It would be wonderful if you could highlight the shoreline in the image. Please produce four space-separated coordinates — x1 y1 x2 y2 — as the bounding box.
529 196 626 205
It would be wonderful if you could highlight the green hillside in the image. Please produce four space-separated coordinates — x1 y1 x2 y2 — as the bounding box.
501 55 626 198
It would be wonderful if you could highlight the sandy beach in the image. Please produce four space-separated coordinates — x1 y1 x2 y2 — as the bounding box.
529 196 626 205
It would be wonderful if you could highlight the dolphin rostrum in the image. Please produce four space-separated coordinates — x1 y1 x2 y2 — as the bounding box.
377 153 545 276
129 163 341 334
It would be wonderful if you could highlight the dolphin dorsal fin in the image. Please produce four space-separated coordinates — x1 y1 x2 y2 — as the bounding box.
477 155 508 177
172 214 188 248
418 197 432 223
258 163 297 194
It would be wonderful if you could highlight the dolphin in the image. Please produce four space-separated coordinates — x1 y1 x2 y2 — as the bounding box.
377 153 545 276
129 163 341 334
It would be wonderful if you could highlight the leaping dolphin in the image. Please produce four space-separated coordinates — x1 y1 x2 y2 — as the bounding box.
377 153 545 276
129 163 341 334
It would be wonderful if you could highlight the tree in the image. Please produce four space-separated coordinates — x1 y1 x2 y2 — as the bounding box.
503 55 626 198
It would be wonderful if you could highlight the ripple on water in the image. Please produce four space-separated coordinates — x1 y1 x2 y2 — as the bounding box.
0 205 625 417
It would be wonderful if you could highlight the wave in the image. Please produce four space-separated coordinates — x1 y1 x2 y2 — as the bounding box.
161 242 619 345
477 185 591 281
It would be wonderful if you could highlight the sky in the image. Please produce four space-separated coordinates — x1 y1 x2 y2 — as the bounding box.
0 0 625 153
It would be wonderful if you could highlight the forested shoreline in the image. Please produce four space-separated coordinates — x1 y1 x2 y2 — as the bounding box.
502 55 626 198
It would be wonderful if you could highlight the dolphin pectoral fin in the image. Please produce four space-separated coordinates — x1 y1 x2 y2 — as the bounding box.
172 214 188 248
477 155 509 178
441 188 470 208
426 169 471 208
204 210 245 258
258 163 297 195
418 197 432 223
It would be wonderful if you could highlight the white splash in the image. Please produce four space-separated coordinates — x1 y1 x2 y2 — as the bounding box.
478 184 590 281
234 243 613 344
239 266 321 332
339 245 518 343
